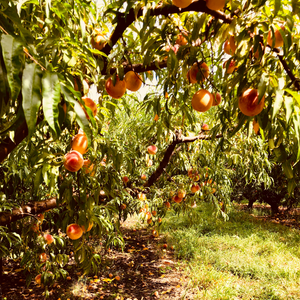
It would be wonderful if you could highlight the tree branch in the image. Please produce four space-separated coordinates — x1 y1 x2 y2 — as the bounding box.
144 131 223 187
102 0 232 56
277 54 300 91
0 197 57 226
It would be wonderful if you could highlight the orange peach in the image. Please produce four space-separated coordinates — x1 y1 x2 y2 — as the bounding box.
187 62 209 83
191 89 213 112
105 76 126 99
66 224 83 240
44 233 54 245
212 92 222 106
172 0 192 8
64 150 84 172
71 133 88 154
267 25 285 48
206 0 226 10
124 71 143 92
82 97 97 118
238 88 265 117
147 145 157 155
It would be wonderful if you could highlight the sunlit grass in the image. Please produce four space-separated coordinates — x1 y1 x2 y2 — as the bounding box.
161 203 300 299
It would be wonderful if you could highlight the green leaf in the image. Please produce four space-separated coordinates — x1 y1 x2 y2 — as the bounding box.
0 5 33 42
0 41 10 118
22 63 42 139
282 160 293 179
284 96 293 123
287 179 296 195
60 84 92 146
228 114 247 138
33 168 43 194
272 90 283 119
274 0 281 16
1 35 24 101
285 88 300 106
257 75 267 103
42 71 61 135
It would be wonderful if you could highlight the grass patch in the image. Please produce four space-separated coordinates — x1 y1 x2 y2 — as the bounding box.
161 203 300 299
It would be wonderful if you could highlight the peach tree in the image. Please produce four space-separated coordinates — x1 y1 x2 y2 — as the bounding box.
0 0 300 294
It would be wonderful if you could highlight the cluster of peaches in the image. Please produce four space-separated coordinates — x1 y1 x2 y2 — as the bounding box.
91 28 143 99
172 0 226 11
63 128 95 174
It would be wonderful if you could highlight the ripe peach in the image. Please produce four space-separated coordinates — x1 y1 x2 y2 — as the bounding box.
152 210 157 216
212 92 222 106
120 203 127 210
147 145 157 155
82 97 97 118
172 0 192 8
66 224 83 240
122 176 129 184
223 59 237 74
82 159 95 176
146 159 153 167
81 222 93 233
238 88 265 117
35 274 42 285
105 76 126 99
191 184 200 193
124 71 142 92
165 201 171 208
138 193 147 201
141 174 147 180
158 217 162 223
188 168 199 180
224 39 234 55
44 233 54 245
187 62 209 83
37 213 44 222
152 229 158 237
191 89 213 112
173 195 183 203
71 133 88 154
39 253 47 263
176 33 188 46
91 28 106 51
177 189 186 199
202 124 209 131
64 150 84 172
267 25 285 48
206 0 225 10
154 114 159 121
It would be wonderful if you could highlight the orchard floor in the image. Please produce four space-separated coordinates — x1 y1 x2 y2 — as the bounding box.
1 204 300 300
1 215 196 300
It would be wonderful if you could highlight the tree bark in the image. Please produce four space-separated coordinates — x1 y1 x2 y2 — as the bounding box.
0 197 57 226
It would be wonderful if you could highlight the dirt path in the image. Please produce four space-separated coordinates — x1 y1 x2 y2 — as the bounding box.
1 217 195 300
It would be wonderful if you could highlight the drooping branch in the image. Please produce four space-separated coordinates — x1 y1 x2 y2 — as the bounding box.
102 0 233 56
0 131 223 225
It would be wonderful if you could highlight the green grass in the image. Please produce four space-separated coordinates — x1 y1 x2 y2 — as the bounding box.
161 203 300 300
